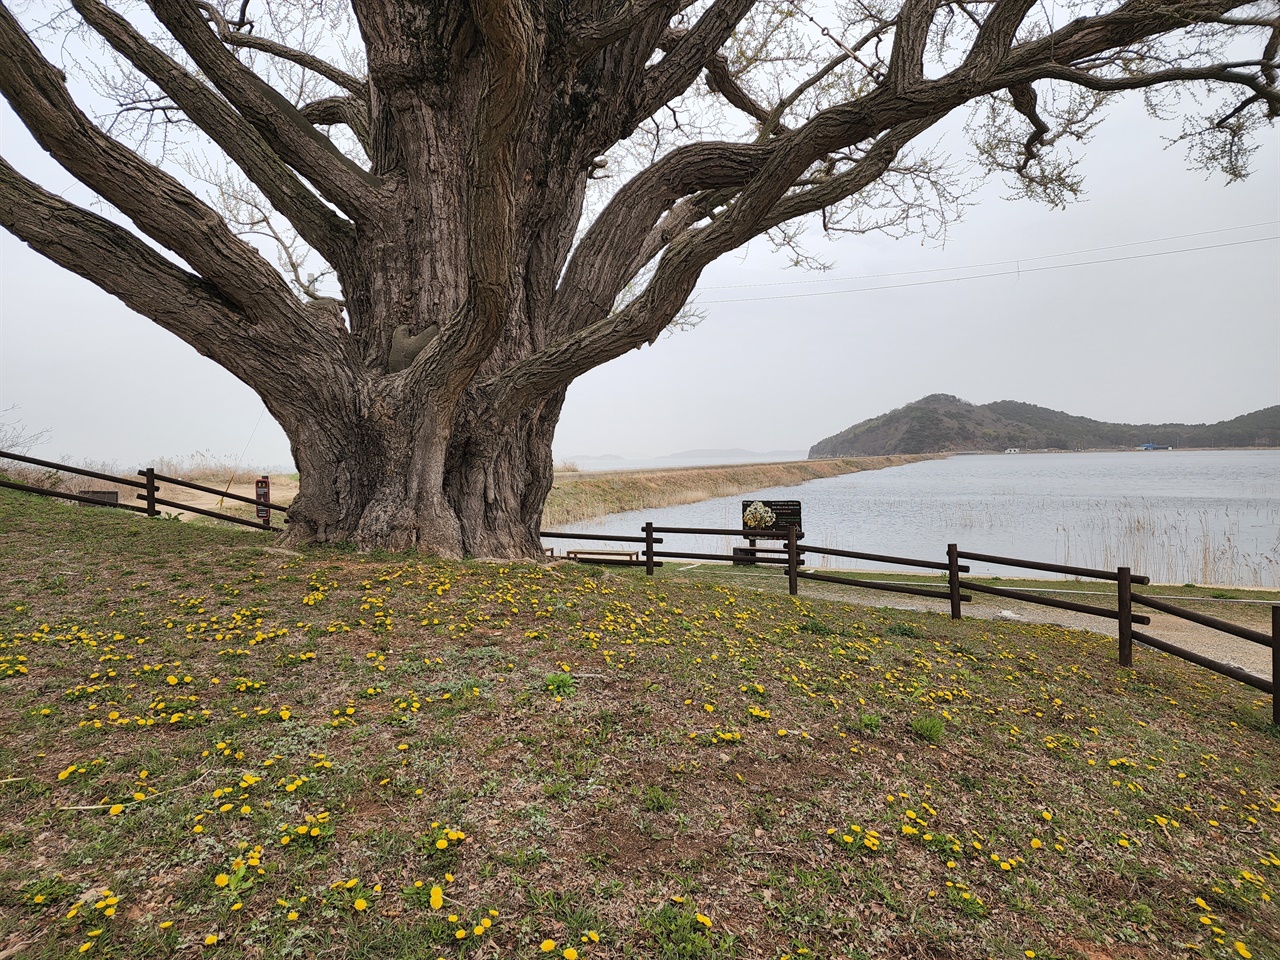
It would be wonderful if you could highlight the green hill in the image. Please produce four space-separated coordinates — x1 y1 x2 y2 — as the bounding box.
809 394 1280 457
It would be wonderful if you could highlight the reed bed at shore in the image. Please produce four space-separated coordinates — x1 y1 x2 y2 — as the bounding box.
542 455 935 528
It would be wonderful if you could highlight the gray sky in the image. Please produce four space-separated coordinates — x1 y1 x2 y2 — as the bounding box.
1 85 1277 469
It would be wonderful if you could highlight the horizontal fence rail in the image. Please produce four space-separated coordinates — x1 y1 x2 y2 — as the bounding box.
1 449 284 532
1133 593 1271 647
541 525 1277 725
0 449 149 489
956 549 1151 584
539 530 656 544
1132 630 1273 695
147 471 290 512
143 494 283 532
799 570 971 603
804 543 962 572
958 579 1152 625
0 477 151 513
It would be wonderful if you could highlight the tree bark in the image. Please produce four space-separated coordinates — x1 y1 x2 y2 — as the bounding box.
276 373 563 558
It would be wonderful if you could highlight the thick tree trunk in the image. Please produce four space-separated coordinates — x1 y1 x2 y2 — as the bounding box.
278 376 564 559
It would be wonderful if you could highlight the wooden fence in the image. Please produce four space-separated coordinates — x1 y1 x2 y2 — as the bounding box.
541 524 1278 724
0 449 288 531
2 455 1271 723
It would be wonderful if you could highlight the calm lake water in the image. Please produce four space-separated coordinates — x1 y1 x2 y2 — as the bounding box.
547 450 1280 587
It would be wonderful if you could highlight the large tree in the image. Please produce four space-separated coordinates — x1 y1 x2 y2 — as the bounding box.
0 0 1275 556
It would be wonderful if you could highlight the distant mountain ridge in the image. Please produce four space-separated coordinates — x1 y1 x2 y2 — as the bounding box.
809 395 1280 457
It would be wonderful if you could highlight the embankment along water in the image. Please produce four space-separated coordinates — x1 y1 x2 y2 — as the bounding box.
541 455 935 528
548 449 1280 588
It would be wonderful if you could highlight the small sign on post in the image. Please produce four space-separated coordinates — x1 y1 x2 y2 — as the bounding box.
255 476 271 527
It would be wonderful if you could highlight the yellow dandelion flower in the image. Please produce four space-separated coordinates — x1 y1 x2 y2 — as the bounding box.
214 874 230 888
205 934 218 945
564 950 579 960
430 886 444 910
159 921 173 929
108 804 124 816
436 838 448 849
353 899 367 911
1234 944 1252 959
695 913 712 928
541 939 557 952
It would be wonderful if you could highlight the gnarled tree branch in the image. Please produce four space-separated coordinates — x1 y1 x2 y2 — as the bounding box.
70 0 355 269
149 0 382 221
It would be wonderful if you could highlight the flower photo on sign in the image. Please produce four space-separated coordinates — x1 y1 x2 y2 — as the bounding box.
743 501 776 530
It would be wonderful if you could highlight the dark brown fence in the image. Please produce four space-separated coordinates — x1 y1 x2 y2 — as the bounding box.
0 449 289 531
541 524 1277 724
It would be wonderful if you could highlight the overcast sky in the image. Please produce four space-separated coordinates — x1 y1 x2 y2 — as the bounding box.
1 75 1277 469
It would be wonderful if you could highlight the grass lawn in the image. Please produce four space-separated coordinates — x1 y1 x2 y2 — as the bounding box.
1 489 1277 960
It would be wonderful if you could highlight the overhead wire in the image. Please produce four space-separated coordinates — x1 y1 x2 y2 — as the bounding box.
699 220 1280 290
694 234 1279 304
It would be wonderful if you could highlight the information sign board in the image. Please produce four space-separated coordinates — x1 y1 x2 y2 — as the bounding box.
740 499 802 536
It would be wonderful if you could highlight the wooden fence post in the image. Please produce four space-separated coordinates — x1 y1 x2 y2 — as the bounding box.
143 467 157 516
644 522 654 576
1117 566 1133 668
1272 605 1278 728
787 525 799 596
947 544 961 619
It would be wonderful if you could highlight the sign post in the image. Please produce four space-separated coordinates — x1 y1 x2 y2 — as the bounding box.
255 476 271 528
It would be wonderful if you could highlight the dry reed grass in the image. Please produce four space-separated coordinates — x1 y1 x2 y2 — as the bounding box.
0 451 278 514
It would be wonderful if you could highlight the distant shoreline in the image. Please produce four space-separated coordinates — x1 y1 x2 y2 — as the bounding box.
881 446 1280 456
543 454 937 527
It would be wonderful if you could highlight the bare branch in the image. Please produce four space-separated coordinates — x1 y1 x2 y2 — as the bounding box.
199 2 367 96
1007 81 1051 171
704 47 779 128
299 94 372 154
568 0 683 60
887 0 938 90
149 0 382 220
0 2 302 315
960 0 1037 81
0 154 245 367
640 0 757 118
70 0 355 268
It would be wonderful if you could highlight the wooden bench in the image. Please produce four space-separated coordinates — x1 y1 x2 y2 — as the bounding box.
566 549 640 564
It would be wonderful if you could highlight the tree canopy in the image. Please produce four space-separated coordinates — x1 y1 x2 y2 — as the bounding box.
0 0 1275 556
